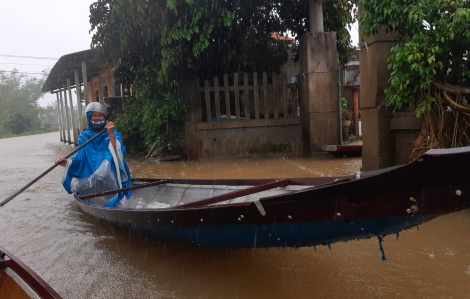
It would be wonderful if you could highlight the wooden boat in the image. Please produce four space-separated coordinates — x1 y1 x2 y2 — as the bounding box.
0 246 62 299
74 147 470 250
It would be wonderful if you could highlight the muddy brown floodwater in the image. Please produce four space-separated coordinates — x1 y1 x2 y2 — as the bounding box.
1 132 470 299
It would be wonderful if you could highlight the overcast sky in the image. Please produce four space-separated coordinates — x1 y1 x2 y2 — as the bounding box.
0 0 95 106
0 0 359 107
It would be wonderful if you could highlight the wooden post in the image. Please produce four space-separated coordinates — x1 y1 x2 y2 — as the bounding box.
234 73 240 119
214 76 221 121
263 72 268 119
74 70 83 134
56 93 63 141
204 80 211 122
67 78 78 145
223 74 231 120
253 72 259 119
61 87 72 144
282 73 288 117
81 61 89 105
82 61 90 128
272 73 278 118
243 73 250 119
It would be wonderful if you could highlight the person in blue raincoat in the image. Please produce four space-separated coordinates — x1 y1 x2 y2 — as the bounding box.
56 102 132 208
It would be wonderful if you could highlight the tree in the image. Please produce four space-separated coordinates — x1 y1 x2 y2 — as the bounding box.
3 112 32 135
89 0 358 154
0 70 48 135
90 0 358 83
359 0 470 113
38 103 59 128
359 0 470 155
113 66 189 154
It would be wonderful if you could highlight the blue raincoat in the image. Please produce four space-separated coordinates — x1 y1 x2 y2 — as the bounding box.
62 114 132 207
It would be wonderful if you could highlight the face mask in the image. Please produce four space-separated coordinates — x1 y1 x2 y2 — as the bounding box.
89 120 106 131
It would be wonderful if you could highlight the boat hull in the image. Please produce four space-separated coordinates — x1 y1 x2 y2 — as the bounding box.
91 214 438 249
0 246 62 299
75 146 470 250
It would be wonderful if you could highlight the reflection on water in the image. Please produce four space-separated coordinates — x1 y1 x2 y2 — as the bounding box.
1 132 470 298
128 154 361 180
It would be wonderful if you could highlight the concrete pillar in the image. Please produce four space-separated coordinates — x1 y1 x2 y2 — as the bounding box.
56 93 64 142
81 61 89 105
74 70 83 134
61 88 72 144
359 26 400 170
58 91 67 142
299 32 339 152
309 0 324 33
67 79 78 146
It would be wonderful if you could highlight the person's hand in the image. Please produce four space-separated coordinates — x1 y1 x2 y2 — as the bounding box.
56 157 67 167
105 122 115 135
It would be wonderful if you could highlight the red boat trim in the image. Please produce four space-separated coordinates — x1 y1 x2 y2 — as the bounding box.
131 177 345 187
0 246 62 299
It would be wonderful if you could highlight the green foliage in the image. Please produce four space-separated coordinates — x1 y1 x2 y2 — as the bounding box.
3 112 32 135
90 0 358 82
90 0 358 152
359 0 470 112
0 70 48 135
38 103 59 126
340 98 353 120
113 66 189 154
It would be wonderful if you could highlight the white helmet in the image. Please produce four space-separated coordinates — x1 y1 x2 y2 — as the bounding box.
85 102 107 116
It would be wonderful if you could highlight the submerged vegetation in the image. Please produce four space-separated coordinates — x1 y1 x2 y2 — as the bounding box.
89 0 358 154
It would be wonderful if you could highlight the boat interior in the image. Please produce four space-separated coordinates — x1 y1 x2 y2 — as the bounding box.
86 181 314 209
80 163 407 209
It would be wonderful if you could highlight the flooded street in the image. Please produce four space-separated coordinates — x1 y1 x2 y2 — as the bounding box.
1 132 470 298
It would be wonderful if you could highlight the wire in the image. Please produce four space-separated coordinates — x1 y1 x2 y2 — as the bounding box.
0 62 54 67
1 70 46 75
0 54 58 60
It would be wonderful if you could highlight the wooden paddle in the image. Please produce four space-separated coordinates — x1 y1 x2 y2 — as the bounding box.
0 129 107 207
